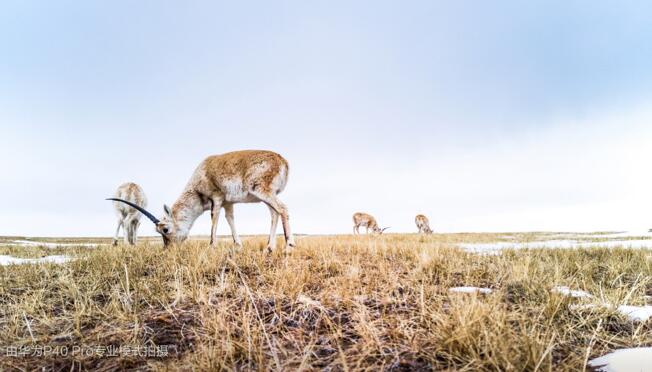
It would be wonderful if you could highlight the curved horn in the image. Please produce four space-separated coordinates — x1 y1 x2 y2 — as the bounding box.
106 198 160 224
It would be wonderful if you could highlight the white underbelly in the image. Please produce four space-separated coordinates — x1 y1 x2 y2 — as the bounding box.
224 192 259 203
219 178 263 203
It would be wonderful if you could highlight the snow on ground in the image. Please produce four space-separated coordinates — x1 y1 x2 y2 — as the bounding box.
567 300 652 322
586 239 652 248
588 347 652 372
448 284 651 321
449 287 493 294
552 286 593 299
587 230 652 238
616 305 652 322
541 230 652 239
460 239 652 254
460 230 652 255
460 240 575 253
0 255 72 266
570 303 652 322
8 240 101 248
551 284 652 322
542 231 652 239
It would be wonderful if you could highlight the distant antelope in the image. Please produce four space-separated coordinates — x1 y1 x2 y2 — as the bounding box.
352 212 388 235
111 182 147 245
415 214 433 234
108 150 295 252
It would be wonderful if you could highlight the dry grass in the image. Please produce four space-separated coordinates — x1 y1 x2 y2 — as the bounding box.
0 234 650 371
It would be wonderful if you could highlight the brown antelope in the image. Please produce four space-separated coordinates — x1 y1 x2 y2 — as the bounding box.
111 182 147 245
352 212 388 235
108 150 295 252
415 214 433 234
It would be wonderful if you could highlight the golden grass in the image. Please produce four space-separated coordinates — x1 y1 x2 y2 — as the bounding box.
0 234 650 371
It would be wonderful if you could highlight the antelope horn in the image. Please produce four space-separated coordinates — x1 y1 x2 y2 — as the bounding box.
106 198 160 224
381 227 390 232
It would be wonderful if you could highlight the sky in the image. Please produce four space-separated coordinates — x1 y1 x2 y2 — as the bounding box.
1 1 652 237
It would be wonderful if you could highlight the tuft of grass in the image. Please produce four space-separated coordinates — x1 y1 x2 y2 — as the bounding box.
0 234 650 370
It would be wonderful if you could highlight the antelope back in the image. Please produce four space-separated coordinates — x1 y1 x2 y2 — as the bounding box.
114 183 147 216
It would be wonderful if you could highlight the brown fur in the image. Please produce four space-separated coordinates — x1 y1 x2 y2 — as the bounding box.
154 150 295 252
185 150 289 204
415 214 433 234
353 212 384 235
112 182 147 245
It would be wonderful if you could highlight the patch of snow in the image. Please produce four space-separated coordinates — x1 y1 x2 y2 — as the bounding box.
449 287 493 294
584 239 652 249
0 255 72 266
9 240 100 248
616 305 652 322
569 302 652 322
552 286 593 299
460 240 576 252
460 239 652 253
587 230 652 238
588 347 652 372
537 233 590 240
533 231 652 239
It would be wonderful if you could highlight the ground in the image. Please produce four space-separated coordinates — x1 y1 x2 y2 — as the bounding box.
0 233 650 371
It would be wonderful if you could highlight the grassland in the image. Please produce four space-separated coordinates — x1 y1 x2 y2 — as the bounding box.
0 233 650 371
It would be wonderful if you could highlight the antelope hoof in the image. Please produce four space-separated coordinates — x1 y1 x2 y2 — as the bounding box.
284 241 296 253
265 245 275 254
234 240 243 248
112 240 118 246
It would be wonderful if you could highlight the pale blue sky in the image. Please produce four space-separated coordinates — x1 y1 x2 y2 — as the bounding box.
1 1 652 236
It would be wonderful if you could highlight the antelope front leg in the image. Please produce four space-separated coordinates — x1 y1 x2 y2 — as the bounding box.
266 204 279 253
130 219 140 245
112 220 123 246
209 200 222 247
224 203 242 247
123 218 132 245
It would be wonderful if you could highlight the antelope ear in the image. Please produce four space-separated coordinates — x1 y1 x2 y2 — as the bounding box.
163 204 172 217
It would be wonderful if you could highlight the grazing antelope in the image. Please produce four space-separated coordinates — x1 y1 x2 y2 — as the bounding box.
415 214 433 234
111 182 147 246
352 212 388 235
108 150 295 252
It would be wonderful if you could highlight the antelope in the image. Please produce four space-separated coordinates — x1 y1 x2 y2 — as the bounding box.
352 212 388 235
111 182 147 246
108 150 295 252
415 214 433 234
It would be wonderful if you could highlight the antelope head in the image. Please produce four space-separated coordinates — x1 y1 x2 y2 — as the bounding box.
372 226 390 235
107 198 186 247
